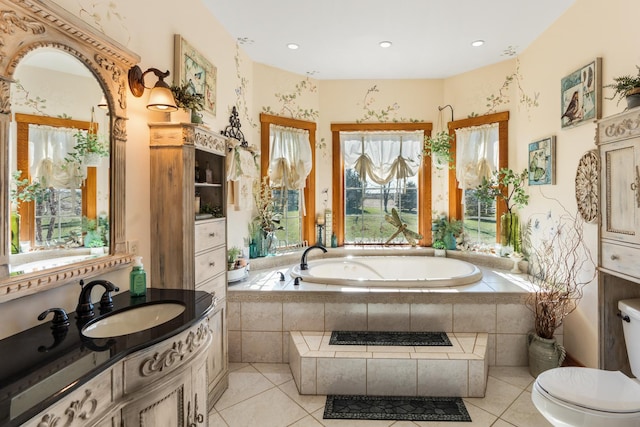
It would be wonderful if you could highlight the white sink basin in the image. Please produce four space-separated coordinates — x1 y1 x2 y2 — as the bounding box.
81 302 186 338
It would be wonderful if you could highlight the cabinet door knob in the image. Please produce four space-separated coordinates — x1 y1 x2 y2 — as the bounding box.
610 254 619 260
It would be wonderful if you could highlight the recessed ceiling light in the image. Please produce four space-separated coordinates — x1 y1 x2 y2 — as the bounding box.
287 43 299 50
379 41 392 48
471 40 485 47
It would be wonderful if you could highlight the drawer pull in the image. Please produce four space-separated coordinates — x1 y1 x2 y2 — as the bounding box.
209 232 216 237
209 261 216 267
610 254 619 261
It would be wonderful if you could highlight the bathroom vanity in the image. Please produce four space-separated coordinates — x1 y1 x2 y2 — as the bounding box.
0 289 215 427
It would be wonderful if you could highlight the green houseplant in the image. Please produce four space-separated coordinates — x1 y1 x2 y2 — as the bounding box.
227 246 242 270
9 170 48 254
423 131 455 169
432 215 463 250
170 82 205 124
476 168 529 253
605 65 640 108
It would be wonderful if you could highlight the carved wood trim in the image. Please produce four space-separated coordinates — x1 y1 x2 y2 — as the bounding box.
36 389 97 426
139 323 212 377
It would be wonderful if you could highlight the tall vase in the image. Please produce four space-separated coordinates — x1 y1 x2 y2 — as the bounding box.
527 331 566 377
500 212 521 253
263 231 278 256
10 211 20 254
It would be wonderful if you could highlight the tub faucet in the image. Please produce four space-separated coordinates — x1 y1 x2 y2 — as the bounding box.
300 244 327 270
76 279 119 321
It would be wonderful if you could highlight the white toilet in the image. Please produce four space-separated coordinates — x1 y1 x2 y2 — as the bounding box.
532 298 640 427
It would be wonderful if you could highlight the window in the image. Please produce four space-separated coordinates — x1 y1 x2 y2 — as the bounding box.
331 122 433 246
260 114 316 248
448 112 509 247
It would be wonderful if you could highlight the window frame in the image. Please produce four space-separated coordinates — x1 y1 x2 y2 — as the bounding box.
447 111 509 243
260 113 316 246
331 122 433 246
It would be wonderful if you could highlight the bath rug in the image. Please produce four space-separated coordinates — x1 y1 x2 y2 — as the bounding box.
329 330 452 346
323 395 471 422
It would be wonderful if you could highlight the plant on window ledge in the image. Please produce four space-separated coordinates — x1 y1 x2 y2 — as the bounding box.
423 131 455 169
432 215 463 250
476 168 529 253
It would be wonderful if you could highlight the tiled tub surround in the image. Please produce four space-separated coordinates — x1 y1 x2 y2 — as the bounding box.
228 248 558 369
289 331 489 397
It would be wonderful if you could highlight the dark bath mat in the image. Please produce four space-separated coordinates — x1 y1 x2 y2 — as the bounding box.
329 330 452 346
324 395 471 422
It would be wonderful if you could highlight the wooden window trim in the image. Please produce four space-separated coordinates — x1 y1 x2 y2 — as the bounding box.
331 122 433 246
447 111 509 241
260 113 317 244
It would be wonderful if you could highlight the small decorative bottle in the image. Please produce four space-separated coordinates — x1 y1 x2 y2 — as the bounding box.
194 160 201 183
130 256 147 297
205 161 213 184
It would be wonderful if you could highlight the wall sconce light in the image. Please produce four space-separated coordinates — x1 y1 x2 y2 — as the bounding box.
97 94 108 110
128 65 178 112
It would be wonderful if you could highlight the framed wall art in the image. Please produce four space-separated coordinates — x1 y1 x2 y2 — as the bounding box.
560 58 601 129
528 136 556 186
174 34 217 116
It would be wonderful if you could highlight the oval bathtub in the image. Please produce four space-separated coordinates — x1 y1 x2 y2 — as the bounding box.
290 256 483 287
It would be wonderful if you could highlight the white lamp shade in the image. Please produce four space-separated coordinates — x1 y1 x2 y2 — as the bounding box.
146 86 178 112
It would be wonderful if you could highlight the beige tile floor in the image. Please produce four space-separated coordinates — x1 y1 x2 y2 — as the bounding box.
209 363 551 427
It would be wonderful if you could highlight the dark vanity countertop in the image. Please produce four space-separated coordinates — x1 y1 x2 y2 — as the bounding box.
0 288 213 427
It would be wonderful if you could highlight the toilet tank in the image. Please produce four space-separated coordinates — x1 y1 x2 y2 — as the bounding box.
619 298 640 378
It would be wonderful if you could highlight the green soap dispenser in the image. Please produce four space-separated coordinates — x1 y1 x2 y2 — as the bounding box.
130 256 147 297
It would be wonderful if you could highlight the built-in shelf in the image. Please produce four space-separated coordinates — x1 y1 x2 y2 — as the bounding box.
195 183 223 188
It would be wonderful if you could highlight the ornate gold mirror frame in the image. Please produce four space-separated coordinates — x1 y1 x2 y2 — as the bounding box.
0 0 139 302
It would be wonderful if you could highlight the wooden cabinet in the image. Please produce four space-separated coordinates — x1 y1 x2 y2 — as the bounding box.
149 123 227 290
149 122 229 408
25 318 212 427
598 108 640 282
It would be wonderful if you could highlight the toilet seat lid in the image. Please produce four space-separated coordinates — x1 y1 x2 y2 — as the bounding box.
537 367 640 413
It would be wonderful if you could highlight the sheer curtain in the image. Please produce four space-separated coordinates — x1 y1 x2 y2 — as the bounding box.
455 123 499 190
340 131 423 188
268 124 312 215
29 124 82 188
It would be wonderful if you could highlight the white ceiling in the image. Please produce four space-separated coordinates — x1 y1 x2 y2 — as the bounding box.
202 0 575 80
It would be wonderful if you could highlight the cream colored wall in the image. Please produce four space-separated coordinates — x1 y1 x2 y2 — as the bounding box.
2 0 638 369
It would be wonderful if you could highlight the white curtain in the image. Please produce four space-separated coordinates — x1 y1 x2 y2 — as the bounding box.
29 125 82 188
268 124 312 215
455 123 499 190
341 131 423 188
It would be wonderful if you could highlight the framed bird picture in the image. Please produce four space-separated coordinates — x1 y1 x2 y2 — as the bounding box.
528 136 556 185
174 34 217 116
560 58 601 129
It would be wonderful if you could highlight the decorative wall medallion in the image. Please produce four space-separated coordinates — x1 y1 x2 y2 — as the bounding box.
575 150 599 223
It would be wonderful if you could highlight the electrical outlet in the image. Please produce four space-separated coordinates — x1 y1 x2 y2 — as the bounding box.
128 240 139 255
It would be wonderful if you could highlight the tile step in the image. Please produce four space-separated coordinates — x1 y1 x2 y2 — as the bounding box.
289 331 488 397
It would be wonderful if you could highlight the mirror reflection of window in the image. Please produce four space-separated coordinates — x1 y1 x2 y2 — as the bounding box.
8 48 110 274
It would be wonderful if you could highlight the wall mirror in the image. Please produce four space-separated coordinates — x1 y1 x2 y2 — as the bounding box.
0 0 140 302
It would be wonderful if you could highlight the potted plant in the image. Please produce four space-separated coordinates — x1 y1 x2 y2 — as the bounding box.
253 177 283 256
170 82 205 124
476 168 529 254
66 129 109 167
605 65 640 109
522 206 596 377
10 171 48 253
227 246 241 270
433 239 447 257
423 131 455 169
432 215 463 250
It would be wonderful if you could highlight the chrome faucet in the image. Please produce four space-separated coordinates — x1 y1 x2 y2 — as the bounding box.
76 279 119 321
300 244 327 270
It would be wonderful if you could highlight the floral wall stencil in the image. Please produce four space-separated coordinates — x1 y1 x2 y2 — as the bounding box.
482 59 539 118
78 0 130 46
355 85 421 123
234 40 257 130
261 77 319 121
12 81 47 115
